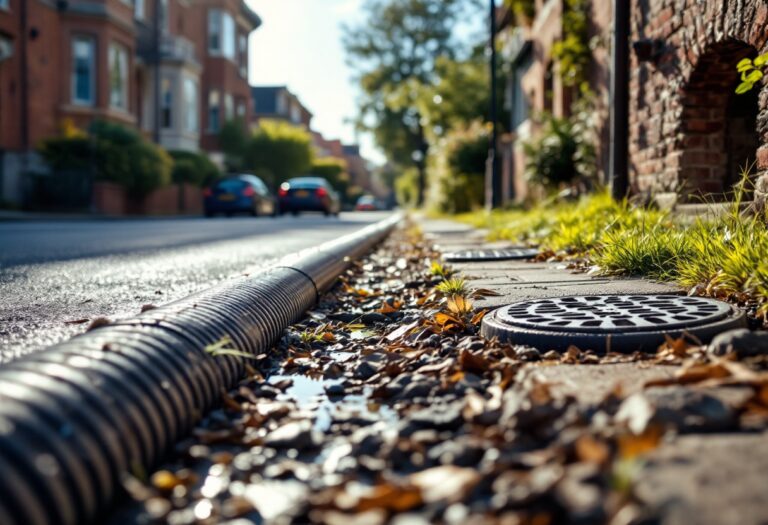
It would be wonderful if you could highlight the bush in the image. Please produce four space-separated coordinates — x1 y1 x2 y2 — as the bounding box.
219 119 250 171
39 120 172 197
429 121 487 213
522 111 596 191
243 119 313 188
169 150 221 187
395 168 420 208
311 158 351 202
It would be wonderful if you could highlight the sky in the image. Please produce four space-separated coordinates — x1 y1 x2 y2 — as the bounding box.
245 0 385 163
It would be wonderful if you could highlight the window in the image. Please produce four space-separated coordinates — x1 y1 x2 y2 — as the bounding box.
236 100 246 118
0 0 9 10
161 78 172 128
109 42 129 111
238 34 247 77
159 0 168 32
224 93 234 121
135 0 144 19
184 77 198 133
208 90 220 132
208 9 235 60
72 36 95 106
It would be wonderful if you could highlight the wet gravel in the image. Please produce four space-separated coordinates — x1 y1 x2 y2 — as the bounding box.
109 223 768 525
0 213 392 362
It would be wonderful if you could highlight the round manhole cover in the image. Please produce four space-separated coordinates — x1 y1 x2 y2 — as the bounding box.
443 248 539 262
481 295 746 353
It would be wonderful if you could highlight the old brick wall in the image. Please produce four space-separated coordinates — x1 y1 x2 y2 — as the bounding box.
630 0 768 202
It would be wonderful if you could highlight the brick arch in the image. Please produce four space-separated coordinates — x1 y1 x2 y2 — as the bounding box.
678 40 758 199
629 0 768 202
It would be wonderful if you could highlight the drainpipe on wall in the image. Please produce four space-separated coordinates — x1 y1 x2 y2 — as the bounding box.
487 0 501 210
152 0 161 144
19 0 29 156
609 0 629 200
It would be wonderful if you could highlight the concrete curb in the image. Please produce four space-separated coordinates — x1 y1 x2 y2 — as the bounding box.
0 213 402 525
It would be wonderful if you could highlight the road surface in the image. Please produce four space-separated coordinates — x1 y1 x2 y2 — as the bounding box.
0 212 393 362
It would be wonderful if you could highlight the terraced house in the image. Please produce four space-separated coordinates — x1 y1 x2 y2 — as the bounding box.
499 0 768 209
0 0 261 206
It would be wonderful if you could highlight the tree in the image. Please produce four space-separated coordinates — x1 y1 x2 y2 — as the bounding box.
312 158 352 203
219 118 250 171
243 120 313 188
343 0 476 206
169 150 221 187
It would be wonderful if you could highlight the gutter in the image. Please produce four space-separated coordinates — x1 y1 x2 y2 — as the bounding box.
0 213 401 525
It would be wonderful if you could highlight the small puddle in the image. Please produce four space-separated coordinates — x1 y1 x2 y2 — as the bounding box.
269 375 397 433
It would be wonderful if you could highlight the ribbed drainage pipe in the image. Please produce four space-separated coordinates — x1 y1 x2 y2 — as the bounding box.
0 214 401 525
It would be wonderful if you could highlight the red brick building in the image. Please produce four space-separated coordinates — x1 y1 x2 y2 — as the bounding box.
0 0 260 206
500 0 768 207
629 0 768 205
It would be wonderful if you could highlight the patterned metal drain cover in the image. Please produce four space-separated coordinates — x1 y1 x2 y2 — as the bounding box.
482 295 746 353
443 248 539 262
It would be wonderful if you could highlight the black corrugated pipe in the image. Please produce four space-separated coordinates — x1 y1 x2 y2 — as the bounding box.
609 0 630 200
0 214 401 525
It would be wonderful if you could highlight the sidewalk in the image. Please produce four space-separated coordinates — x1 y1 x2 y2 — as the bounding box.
419 217 768 524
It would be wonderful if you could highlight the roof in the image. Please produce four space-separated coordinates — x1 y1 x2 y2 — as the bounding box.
251 86 285 114
240 1 263 30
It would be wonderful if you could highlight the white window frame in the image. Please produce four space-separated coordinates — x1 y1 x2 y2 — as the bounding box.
108 41 129 111
184 77 199 133
135 0 144 19
238 34 247 77
208 8 236 61
72 35 96 106
224 93 234 121
161 77 173 129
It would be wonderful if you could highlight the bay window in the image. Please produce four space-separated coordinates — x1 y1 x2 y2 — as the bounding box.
184 78 199 133
109 42 129 111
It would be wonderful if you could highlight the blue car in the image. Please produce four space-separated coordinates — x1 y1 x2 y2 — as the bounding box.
204 174 277 217
277 177 341 216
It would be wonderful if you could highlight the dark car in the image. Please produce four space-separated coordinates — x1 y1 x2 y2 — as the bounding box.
204 174 276 217
278 177 341 216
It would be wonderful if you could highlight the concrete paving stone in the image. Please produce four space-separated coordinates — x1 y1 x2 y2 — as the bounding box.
473 280 682 309
635 431 768 525
522 363 677 405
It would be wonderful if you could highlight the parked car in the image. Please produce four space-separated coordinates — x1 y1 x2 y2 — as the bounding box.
203 174 277 217
354 195 380 211
278 177 341 216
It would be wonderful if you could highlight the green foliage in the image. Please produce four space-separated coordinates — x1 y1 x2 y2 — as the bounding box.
551 0 591 89
436 277 468 296
39 120 172 197
312 157 352 203
395 167 421 208
431 121 488 213
169 150 221 187
735 53 768 94
244 119 314 188
522 109 596 190
343 0 479 205
505 0 535 21
219 118 250 171
455 174 768 322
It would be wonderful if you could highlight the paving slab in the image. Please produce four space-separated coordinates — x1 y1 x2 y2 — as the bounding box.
419 218 683 309
420 217 768 524
635 432 768 525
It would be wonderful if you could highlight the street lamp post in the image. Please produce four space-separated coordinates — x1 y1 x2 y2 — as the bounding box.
487 0 501 211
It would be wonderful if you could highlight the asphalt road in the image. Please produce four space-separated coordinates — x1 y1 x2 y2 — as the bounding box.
0 211 394 362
